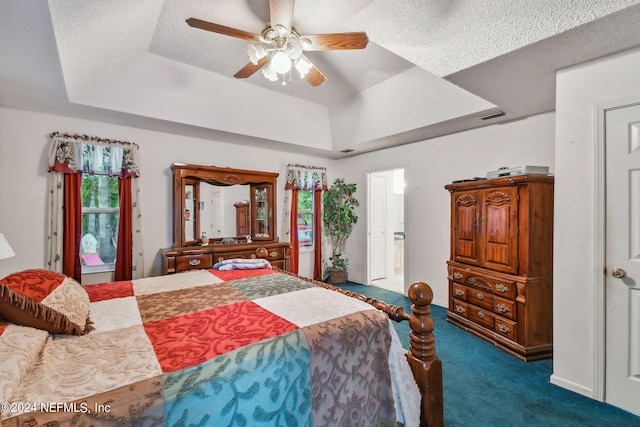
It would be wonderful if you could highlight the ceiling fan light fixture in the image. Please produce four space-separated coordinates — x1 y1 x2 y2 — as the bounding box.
294 56 312 78
262 65 279 82
248 43 268 64
274 24 289 37
271 50 292 74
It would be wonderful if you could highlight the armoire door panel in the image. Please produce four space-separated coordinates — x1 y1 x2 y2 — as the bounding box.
453 191 480 265
482 187 518 274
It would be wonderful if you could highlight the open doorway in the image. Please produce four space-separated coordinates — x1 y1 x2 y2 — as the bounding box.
367 168 405 293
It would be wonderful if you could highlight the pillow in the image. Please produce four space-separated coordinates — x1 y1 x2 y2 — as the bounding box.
0 269 93 335
213 258 272 270
0 323 49 413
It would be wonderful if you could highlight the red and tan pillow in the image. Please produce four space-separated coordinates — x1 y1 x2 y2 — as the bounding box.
0 269 93 335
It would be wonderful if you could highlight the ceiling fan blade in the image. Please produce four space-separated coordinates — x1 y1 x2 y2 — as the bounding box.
305 66 327 87
186 18 261 42
269 0 295 32
302 32 369 51
233 56 271 79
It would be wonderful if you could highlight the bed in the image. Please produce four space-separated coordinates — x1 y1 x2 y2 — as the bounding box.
0 266 443 427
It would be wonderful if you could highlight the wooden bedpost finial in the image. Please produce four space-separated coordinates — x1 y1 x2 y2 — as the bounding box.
406 281 444 427
408 281 433 306
408 281 437 363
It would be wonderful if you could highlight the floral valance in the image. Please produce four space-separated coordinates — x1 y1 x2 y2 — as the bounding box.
285 164 328 191
47 132 140 177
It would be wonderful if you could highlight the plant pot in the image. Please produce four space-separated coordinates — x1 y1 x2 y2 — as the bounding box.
327 269 348 284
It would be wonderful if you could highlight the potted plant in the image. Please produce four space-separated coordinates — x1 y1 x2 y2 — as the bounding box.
322 178 359 284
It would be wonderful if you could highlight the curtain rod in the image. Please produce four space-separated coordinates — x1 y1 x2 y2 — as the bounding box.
287 164 326 171
50 131 139 149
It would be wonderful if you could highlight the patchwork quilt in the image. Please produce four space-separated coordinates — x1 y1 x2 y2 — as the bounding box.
1 268 420 427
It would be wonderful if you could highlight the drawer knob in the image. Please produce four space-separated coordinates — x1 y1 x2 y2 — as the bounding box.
453 272 463 280
495 284 509 293
269 251 277 257
498 324 511 334
477 311 485 319
476 292 484 300
496 303 509 313
189 259 201 266
456 305 465 314
455 289 464 297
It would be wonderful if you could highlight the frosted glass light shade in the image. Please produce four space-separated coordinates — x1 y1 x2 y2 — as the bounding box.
270 51 292 74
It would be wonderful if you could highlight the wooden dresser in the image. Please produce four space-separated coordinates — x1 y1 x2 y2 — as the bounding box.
445 175 554 361
160 163 291 275
160 241 290 274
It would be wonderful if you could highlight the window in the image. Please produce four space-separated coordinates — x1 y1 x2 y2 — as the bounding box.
297 190 313 248
80 175 119 272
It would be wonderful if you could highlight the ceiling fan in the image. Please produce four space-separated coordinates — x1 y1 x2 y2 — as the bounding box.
186 0 369 87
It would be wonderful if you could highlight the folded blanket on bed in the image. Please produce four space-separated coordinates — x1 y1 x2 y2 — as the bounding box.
213 258 272 270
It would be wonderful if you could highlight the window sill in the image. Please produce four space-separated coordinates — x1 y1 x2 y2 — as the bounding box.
82 264 115 275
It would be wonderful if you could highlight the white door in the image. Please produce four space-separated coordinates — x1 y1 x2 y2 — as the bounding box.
370 174 386 280
605 102 640 414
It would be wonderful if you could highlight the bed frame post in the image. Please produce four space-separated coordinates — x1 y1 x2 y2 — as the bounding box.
407 281 444 427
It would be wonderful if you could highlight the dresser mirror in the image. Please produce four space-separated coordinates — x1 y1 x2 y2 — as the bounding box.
171 163 278 248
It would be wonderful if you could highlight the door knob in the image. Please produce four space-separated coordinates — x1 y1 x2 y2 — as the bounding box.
611 267 627 279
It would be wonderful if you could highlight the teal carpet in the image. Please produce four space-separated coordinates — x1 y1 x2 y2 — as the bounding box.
333 282 640 427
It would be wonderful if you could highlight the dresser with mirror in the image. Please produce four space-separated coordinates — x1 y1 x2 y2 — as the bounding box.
160 163 290 274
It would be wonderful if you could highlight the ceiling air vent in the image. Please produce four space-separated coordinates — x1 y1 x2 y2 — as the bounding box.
479 111 506 121
340 149 354 153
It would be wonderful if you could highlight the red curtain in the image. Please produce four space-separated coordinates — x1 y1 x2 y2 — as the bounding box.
289 189 299 274
62 172 82 282
313 190 323 281
114 178 133 281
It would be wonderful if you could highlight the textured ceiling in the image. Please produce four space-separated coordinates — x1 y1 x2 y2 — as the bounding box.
2 0 640 158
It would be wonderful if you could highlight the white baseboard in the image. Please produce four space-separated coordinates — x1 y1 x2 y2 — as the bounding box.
550 374 598 400
432 298 447 308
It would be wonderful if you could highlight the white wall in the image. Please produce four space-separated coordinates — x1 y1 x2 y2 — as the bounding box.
336 112 556 307
0 107 334 279
552 46 640 399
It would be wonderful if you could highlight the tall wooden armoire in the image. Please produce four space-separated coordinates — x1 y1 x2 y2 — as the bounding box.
445 175 554 361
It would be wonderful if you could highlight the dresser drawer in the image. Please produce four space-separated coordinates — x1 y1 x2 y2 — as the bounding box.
176 253 213 271
467 305 495 330
261 247 284 260
494 316 517 341
494 295 516 320
467 287 494 311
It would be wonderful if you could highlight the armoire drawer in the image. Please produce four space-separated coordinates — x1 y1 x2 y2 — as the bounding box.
494 295 516 320
451 267 516 299
452 283 467 300
467 287 494 311
494 316 518 341
467 305 495 330
453 300 468 318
